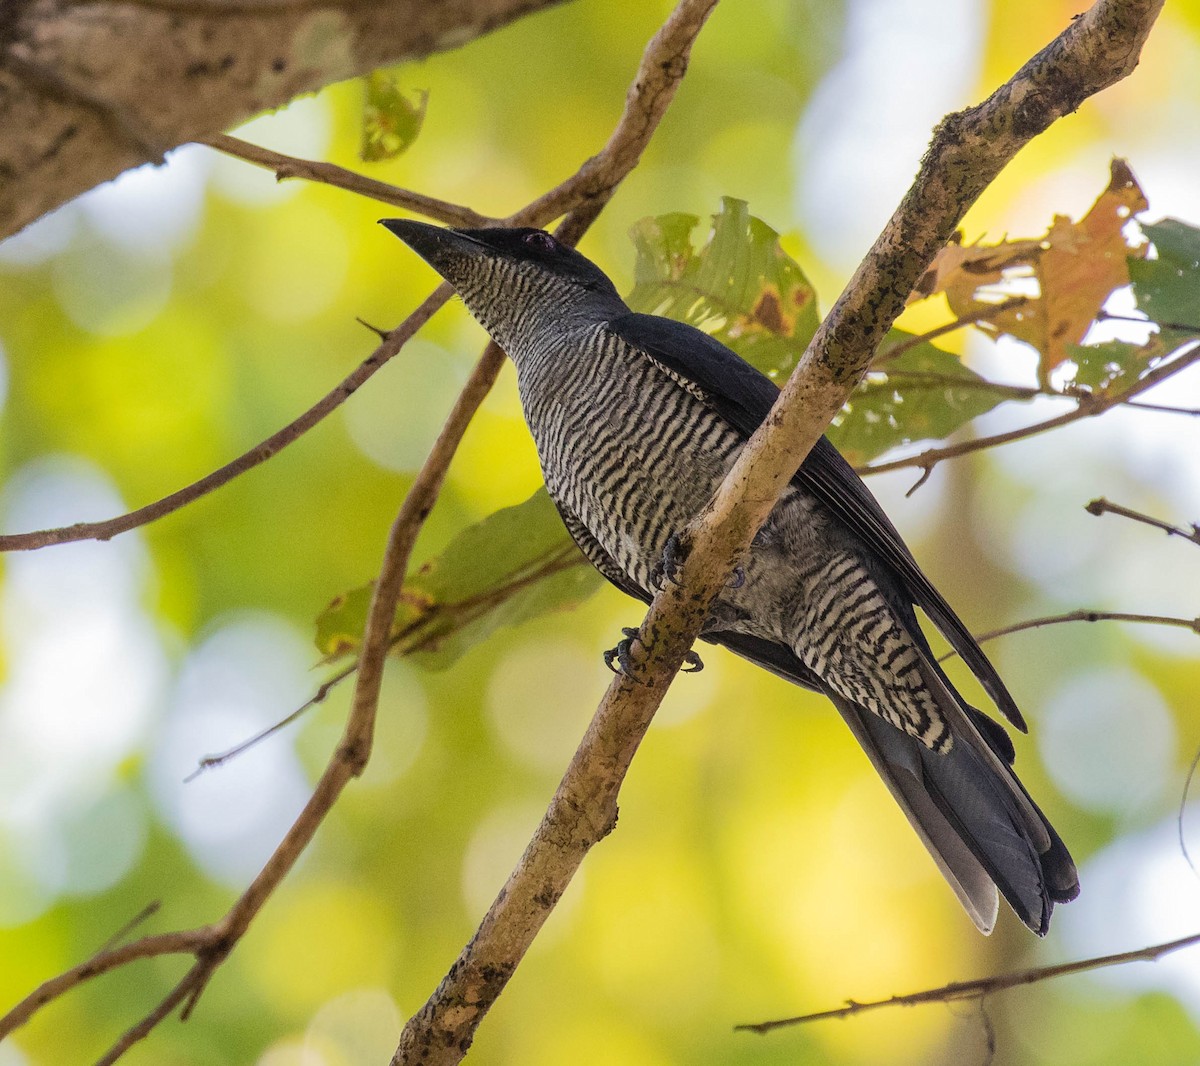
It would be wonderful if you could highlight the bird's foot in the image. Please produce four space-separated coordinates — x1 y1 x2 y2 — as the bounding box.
650 532 690 589
604 626 703 677
603 627 645 681
650 533 744 591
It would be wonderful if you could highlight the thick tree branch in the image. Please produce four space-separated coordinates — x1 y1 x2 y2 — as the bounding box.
0 0 572 240
737 932 1200 1033
392 2 1164 1064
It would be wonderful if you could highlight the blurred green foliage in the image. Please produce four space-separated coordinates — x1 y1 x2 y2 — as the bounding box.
2 2 1200 1066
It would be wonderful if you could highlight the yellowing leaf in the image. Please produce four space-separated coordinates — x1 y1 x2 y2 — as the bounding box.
912 159 1149 381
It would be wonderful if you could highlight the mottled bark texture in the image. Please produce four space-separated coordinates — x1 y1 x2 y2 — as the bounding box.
0 0 569 239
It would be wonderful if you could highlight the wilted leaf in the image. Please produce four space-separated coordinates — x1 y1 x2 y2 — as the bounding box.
315 489 602 669
627 197 820 380
912 159 1149 381
361 72 428 162
828 331 1008 464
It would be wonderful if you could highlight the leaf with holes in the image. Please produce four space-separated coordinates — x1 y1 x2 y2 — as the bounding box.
627 197 820 381
315 489 600 669
827 331 1007 464
361 72 429 162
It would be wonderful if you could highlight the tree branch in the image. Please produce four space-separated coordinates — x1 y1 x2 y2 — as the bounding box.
392 1 1165 1063
874 296 1030 364
1086 496 1200 546
200 133 499 227
736 932 1200 1033
0 0 573 239
859 339 1200 482
0 285 452 552
937 609 1200 662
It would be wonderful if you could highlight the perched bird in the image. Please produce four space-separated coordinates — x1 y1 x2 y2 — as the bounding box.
382 219 1080 935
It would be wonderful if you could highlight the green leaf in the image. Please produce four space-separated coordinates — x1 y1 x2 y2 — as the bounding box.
627 197 820 380
361 72 428 162
827 331 1008 464
314 489 602 669
1064 339 1147 389
1129 218 1200 329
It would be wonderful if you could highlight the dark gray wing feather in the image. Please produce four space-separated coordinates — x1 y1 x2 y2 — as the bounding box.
607 311 1025 731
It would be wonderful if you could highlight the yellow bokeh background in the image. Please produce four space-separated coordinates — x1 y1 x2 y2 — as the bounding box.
2 2 1199 1064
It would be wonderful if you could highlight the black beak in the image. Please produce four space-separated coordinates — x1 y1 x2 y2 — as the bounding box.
380 218 484 274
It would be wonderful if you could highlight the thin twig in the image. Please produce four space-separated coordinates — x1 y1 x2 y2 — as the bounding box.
879 370 1200 415
875 296 1030 364
1086 497 1200 546
1179 742 1200 880
736 932 1200 1033
937 609 1200 661
185 663 356 780
0 931 211 1039
859 340 1200 481
0 285 452 552
201 133 498 228
95 902 163 956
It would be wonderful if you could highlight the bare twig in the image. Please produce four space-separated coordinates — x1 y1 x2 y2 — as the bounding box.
393 2 1165 1063
860 340 1200 481
0 930 211 1039
1086 497 1200 546
0 285 452 552
1179 742 1200 879
937 609 1200 662
874 369 1200 415
875 296 1030 364
736 932 1200 1033
201 133 498 228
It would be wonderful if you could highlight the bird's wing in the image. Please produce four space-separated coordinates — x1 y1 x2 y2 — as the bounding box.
606 312 1025 731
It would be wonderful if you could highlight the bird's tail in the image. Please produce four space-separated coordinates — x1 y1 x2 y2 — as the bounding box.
831 689 1079 935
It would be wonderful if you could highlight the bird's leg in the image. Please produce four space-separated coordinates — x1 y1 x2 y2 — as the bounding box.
681 649 704 672
603 627 646 681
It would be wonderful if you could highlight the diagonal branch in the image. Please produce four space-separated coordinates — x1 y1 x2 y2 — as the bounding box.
1086 496 1200 546
937 609 1200 663
0 285 452 552
201 133 499 228
859 339 1200 482
392 1 1165 1064
736 932 1200 1033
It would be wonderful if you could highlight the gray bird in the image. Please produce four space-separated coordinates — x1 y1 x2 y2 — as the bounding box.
382 219 1079 935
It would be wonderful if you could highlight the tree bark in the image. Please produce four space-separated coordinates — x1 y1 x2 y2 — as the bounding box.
0 0 570 239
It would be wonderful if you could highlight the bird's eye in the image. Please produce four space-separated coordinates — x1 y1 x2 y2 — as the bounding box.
522 231 558 253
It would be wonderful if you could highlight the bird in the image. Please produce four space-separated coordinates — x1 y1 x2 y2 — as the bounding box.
382 218 1080 935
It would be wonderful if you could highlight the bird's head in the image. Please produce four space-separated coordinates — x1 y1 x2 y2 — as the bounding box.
381 220 627 356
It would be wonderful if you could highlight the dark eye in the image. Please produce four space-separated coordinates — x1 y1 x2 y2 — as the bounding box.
522 231 558 253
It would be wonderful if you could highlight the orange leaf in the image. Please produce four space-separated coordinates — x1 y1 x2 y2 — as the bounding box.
909 160 1149 381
